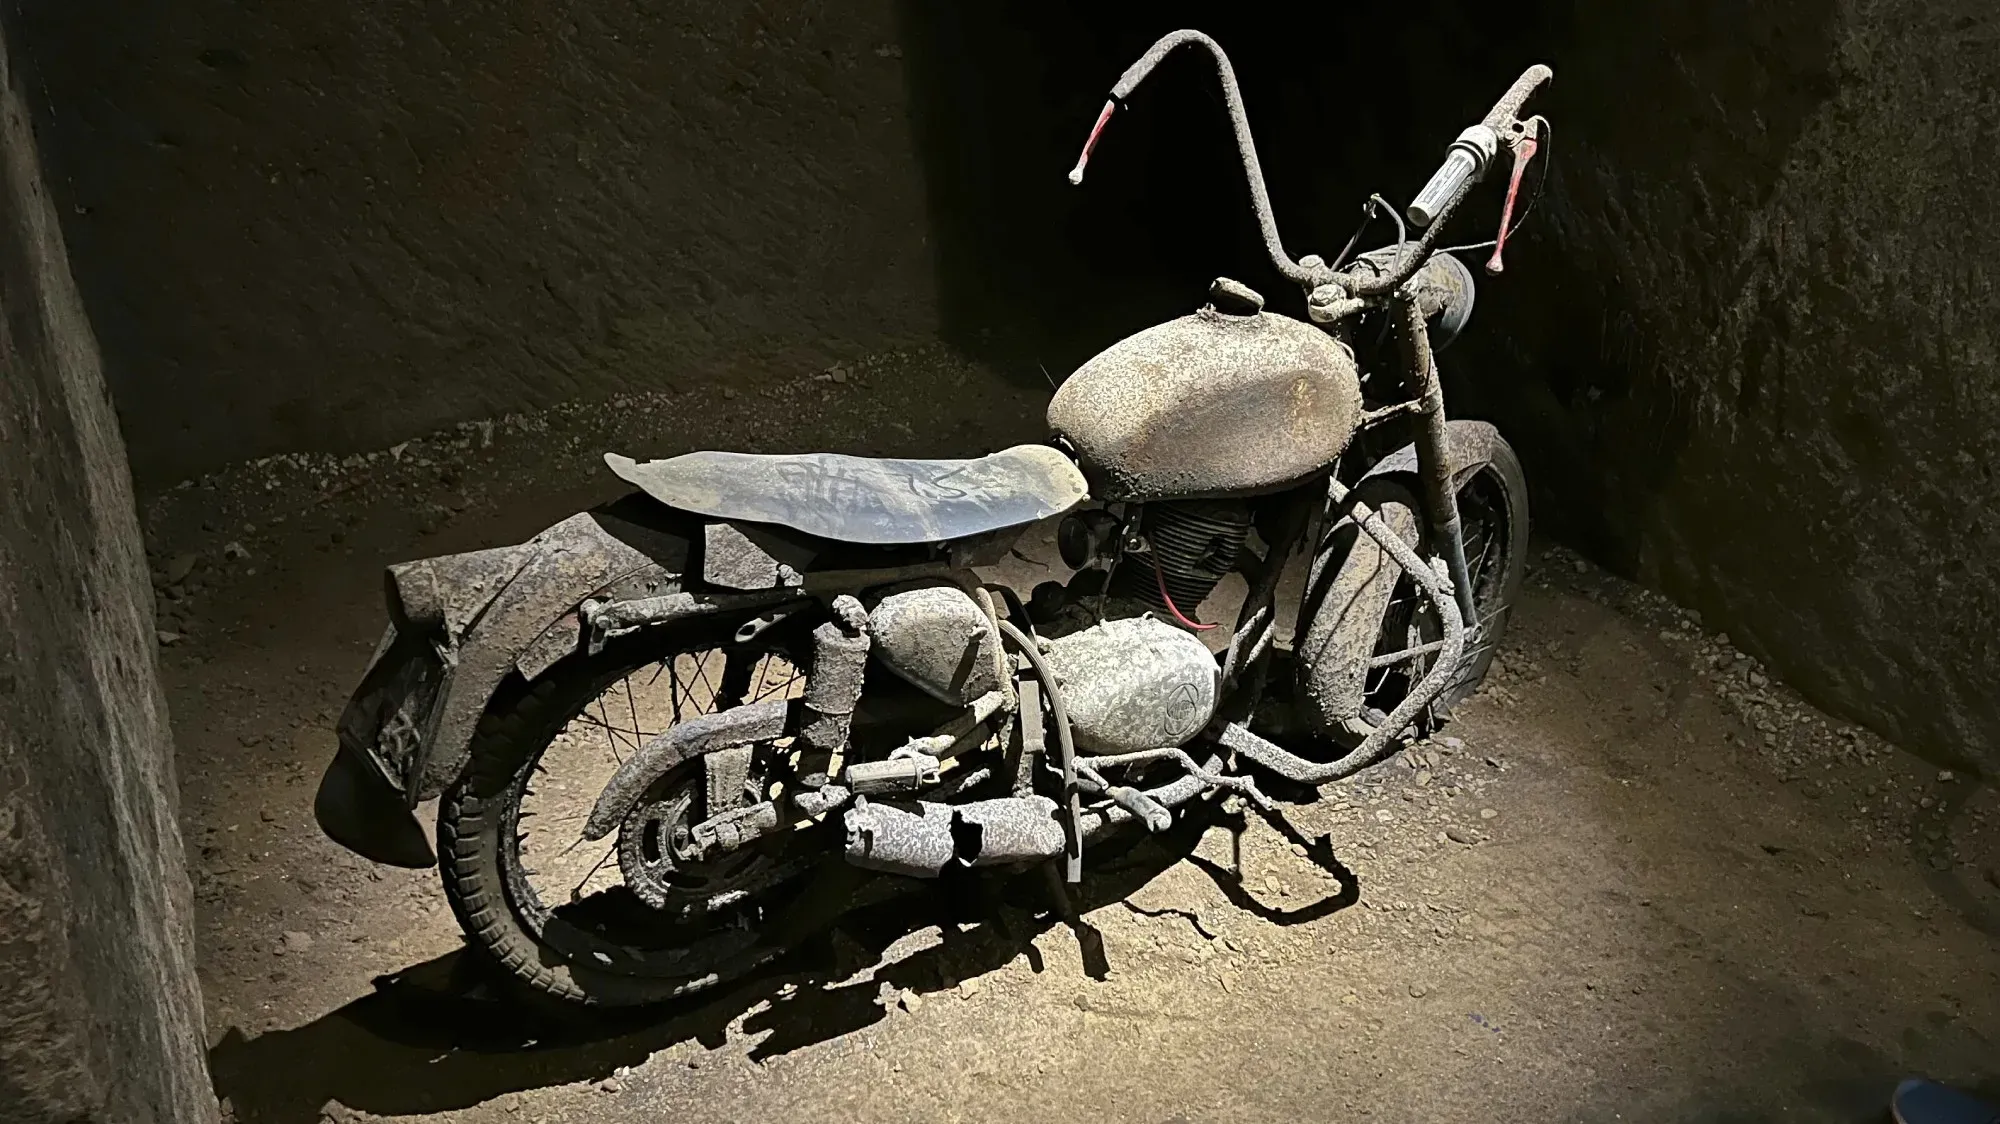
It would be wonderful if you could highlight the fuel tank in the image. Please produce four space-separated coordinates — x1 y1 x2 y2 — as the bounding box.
1047 290 1362 502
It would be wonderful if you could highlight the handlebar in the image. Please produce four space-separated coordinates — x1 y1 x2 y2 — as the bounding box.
1068 30 1318 286
1071 34 1551 303
1346 63 1553 297
1407 64 1553 230
1484 64 1554 131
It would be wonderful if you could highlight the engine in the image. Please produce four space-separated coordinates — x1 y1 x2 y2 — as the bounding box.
866 578 1219 755
1109 499 1251 619
1040 616 1218 752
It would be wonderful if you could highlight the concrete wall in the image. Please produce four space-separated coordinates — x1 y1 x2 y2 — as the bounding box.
10 0 939 489
0 18 216 1124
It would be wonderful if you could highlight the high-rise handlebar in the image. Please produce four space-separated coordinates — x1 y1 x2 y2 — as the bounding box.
1067 30 1318 286
1069 33 1551 302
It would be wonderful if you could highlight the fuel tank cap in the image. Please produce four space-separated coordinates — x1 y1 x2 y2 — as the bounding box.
1206 276 1264 315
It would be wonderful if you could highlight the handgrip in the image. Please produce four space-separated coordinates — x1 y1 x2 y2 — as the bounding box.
1408 64 1552 230
1407 147 1481 229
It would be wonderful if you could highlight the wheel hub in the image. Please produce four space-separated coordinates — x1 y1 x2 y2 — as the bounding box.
615 764 782 913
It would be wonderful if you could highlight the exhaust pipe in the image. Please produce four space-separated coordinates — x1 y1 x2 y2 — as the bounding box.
843 795 1065 877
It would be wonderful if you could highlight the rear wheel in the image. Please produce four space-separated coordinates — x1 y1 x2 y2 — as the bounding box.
438 614 825 1007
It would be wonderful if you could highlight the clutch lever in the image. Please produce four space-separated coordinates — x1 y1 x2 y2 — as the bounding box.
1486 115 1546 275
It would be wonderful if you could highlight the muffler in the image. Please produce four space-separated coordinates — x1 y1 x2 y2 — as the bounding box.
843 795 1065 877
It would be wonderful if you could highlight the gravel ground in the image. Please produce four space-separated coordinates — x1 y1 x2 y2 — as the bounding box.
141 350 2000 1124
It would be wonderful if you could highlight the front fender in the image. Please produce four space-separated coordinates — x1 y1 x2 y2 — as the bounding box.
1355 418 1503 488
1292 419 1505 731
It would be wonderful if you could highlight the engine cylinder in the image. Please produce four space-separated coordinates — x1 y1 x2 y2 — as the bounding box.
1111 501 1251 617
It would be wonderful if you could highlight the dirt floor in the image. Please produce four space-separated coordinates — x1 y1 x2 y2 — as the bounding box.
141 350 2000 1124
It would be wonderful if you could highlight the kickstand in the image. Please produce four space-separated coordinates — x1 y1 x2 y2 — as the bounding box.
1041 860 1108 979
1041 859 1079 923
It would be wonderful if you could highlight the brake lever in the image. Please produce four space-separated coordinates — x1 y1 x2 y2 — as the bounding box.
1485 116 1545 275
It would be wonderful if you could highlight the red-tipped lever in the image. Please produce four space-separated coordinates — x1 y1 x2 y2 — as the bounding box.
1488 133 1544 274
1068 99 1118 185
1485 133 1539 275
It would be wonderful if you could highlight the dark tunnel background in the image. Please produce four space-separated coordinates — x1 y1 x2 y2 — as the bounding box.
4 5 1998 1121
7 0 1996 775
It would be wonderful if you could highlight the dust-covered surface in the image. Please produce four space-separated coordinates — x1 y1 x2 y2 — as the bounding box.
140 367 2000 1124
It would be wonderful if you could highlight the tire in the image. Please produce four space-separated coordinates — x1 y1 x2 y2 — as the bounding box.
438 615 820 1008
1423 432 1530 717
1296 428 1530 737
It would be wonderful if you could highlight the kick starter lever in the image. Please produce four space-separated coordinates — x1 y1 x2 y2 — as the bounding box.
1485 116 1544 275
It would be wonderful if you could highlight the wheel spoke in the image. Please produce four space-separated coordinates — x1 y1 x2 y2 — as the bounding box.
691 652 720 707
506 632 810 967
623 676 643 755
569 844 616 904
592 697 625 767
750 653 802 703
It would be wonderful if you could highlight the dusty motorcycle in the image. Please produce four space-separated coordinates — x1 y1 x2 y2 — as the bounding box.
315 31 1551 1006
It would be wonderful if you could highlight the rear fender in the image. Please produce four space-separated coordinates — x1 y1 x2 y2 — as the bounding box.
328 497 695 814
408 497 696 800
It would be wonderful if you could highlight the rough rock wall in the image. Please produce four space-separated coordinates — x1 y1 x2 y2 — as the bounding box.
10 0 937 489
1464 0 2000 771
0 19 216 1124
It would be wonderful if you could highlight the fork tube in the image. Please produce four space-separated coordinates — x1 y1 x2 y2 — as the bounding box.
1394 297 1480 628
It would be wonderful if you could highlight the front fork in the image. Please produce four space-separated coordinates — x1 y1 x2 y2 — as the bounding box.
1394 296 1480 631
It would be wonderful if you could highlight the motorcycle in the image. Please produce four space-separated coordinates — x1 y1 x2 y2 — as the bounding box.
314 30 1551 1006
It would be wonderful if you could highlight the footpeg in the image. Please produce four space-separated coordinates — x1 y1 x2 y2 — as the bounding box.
844 748 943 795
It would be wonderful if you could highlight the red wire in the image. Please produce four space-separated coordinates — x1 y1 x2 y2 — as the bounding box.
1152 553 1218 631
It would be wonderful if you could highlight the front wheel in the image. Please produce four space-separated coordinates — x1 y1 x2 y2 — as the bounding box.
1407 431 1530 717
1296 426 1529 740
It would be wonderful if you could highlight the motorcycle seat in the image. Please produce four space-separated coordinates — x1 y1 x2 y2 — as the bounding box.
604 443 1089 546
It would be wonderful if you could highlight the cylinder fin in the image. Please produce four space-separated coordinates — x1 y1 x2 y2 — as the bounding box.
1112 501 1251 615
